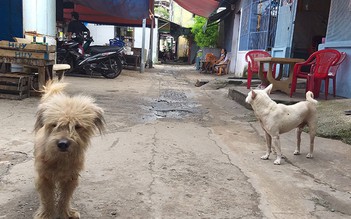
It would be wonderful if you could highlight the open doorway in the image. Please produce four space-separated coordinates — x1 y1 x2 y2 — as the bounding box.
291 0 331 59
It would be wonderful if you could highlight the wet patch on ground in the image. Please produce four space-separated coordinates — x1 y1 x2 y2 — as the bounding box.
151 89 206 120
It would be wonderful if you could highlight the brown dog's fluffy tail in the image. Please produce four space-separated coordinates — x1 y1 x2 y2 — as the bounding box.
306 91 318 104
41 80 68 102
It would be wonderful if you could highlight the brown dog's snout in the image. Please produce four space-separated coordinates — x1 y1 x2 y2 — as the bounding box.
57 139 70 151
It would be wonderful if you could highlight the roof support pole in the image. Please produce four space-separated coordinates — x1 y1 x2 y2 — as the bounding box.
140 18 146 73
148 16 154 68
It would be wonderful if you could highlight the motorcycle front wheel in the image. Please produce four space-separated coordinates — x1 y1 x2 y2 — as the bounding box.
99 57 122 79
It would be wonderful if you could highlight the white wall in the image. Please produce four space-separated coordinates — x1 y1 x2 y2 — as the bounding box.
134 27 150 50
235 51 248 77
87 24 115 46
85 22 159 62
134 21 158 63
230 13 241 75
23 0 56 44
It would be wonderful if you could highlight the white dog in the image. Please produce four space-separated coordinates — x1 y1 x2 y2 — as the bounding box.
245 84 318 165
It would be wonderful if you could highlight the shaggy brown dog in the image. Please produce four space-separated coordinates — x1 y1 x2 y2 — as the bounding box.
33 80 105 219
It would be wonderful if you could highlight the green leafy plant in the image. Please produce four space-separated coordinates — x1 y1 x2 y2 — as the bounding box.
155 7 169 19
191 16 218 48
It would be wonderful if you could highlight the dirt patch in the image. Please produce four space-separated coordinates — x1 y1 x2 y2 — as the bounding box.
0 151 28 180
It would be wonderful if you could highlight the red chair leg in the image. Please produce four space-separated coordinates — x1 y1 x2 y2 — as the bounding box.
247 69 252 89
290 75 298 97
325 78 329 100
306 78 310 93
312 78 322 99
306 76 315 95
332 77 336 97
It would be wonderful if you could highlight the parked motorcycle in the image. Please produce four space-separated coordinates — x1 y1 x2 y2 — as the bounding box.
57 36 125 79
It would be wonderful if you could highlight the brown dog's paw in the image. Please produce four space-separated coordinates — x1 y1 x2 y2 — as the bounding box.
57 208 80 219
68 209 80 219
33 210 53 219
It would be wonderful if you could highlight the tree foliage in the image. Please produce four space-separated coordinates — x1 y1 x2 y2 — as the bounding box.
191 16 218 48
155 7 169 20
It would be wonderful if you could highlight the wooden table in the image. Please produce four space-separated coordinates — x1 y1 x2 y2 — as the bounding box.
255 57 304 95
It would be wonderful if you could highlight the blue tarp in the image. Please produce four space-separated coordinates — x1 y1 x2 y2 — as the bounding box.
0 0 23 41
67 0 149 20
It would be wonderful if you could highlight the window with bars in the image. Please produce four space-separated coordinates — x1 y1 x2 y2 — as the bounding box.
239 0 279 51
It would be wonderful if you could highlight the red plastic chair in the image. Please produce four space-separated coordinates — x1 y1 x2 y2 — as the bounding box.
245 50 274 89
326 52 347 97
290 49 341 99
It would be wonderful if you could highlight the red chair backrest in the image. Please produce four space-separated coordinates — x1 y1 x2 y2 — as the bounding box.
308 49 341 78
245 50 271 72
329 52 347 77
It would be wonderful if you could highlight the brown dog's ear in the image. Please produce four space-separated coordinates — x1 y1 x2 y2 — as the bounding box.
93 107 106 134
251 90 257 99
34 107 45 132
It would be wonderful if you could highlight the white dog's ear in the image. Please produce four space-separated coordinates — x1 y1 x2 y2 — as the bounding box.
251 90 257 99
265 84 273 94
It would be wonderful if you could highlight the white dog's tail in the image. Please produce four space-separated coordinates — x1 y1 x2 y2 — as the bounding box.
41 80 68 102
306 91 318 104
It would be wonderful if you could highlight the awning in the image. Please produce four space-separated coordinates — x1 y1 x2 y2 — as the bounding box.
62 0 153 27
65 0 150 20
173 0 220 18
157 17 190 38
207 0 238 26
207 8 232 26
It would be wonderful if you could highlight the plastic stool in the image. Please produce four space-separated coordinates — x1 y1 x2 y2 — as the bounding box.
53 64 70 81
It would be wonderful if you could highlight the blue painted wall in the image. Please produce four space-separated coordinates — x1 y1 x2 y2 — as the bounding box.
0 0 23 41
321 0 351 98
319 42 351 98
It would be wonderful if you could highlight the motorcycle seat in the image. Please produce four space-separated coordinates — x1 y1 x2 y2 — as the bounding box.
89 46 123 55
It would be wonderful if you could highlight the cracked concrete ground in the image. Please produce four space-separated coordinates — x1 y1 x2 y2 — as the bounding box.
0 65 350 218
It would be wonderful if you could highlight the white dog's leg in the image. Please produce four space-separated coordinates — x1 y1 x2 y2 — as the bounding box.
261 131 272 160
306 118 317 158
306 127 316 158
272 136 282 165
294 127 302 155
